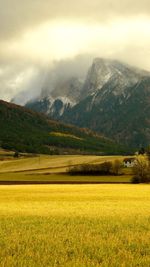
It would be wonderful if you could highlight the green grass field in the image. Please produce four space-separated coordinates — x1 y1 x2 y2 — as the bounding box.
0 184 149 267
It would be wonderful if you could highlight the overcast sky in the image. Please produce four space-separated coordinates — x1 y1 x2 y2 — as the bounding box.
1 0 150 102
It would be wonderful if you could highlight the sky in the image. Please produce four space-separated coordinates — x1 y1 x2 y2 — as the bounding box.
1 0 150 102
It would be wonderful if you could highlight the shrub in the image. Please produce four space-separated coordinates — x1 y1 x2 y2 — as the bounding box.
100 161 112 174
68 161 113 176
132 157 150 183
112 160 122 175
14 151 19 158
131 176 141 184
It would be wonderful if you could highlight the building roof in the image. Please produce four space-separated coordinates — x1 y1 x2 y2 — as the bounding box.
123 158 135 163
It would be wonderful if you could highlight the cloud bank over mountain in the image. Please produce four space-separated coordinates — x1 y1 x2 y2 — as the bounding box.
0 0 150 101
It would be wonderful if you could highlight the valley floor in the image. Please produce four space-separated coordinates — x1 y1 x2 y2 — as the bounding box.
0 184 149 267
0 154 131 184
0 153 149 266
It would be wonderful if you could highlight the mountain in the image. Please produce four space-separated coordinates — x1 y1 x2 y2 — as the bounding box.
62 59 150 148
0 100 126 155
80 58 148 98
26 76 83 119
22 58 150 148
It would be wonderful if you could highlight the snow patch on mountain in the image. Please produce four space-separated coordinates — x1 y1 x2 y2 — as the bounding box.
24 57 150 120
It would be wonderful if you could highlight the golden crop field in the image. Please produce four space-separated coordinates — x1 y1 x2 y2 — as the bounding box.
0 184 149 267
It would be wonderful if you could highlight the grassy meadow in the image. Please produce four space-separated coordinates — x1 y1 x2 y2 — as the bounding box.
0 154 125 173
0 184 149 267
0 153 131 183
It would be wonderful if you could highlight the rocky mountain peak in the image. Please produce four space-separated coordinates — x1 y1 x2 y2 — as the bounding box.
81 58 149 99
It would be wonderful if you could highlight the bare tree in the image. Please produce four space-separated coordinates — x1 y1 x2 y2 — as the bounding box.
132 156 150 183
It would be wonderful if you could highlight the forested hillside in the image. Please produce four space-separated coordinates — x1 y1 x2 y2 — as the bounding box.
0 100 128 155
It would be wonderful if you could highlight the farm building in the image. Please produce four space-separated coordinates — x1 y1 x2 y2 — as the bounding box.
123 158 136 168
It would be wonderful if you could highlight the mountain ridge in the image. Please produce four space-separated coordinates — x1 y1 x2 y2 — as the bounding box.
13 57 150 148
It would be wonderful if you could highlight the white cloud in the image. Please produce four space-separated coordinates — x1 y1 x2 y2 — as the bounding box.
0 1 150 102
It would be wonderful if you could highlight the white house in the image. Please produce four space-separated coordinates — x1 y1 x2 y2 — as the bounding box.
123 158 136 168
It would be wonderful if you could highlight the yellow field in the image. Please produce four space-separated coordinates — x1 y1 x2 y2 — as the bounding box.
0 184 149 267
0 153 149 266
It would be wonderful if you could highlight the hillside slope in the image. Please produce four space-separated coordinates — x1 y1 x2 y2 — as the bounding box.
0 100 127 155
